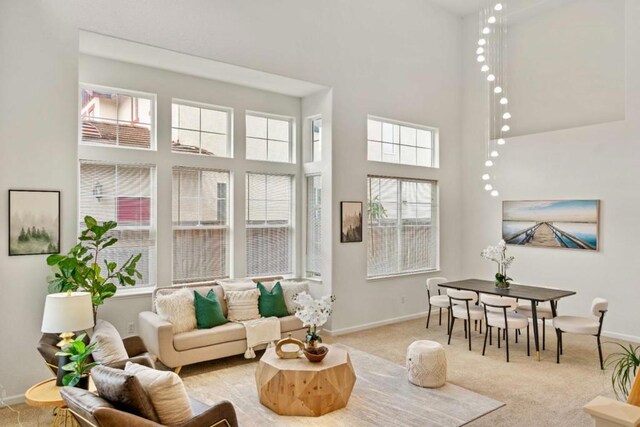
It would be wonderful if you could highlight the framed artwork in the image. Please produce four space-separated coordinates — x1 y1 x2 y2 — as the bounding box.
502 200 599 251
9 190 61 256
341 201 363 243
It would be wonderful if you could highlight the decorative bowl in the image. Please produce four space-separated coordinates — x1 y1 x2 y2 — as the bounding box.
303 346 329 363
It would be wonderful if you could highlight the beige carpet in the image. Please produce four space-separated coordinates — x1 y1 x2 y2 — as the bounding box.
0 317 622 426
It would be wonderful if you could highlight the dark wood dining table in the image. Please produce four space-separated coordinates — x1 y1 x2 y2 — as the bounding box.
438 279 576 361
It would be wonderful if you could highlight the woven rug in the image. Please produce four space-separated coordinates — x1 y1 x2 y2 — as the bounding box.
182 344 503 426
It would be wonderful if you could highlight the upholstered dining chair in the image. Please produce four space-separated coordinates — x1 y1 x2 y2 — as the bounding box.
516 301 554 350
552 297 608 370
447 289 484 351
481 294 530 362
426 277 450 330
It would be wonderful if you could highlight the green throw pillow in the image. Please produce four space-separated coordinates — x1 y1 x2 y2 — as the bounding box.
194 290 228 329
257 282 289 318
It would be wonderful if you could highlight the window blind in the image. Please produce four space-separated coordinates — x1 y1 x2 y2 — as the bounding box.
172 168 229 284
246 173 293 276
306 175 322 277
367 176 437 277
79 161 156 287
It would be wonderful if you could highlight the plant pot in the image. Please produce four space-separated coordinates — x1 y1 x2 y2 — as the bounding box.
495 281 510 289
303 346 329 363
76 375 90 390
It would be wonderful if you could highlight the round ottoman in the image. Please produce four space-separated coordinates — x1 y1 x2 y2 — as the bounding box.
406 340 447 388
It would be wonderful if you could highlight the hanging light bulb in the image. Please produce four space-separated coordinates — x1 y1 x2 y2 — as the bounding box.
494 3 503 11
487 74 496 82
497 138 506 145
488 16 497 24
482 174 490 180
490 150 499 158
494 86 503 94
491 190 499 197
501 125 510 132
485 160 494 167
503 112 511 119
500 97 509 105
484 184 493 191
476 47 484 55
477 55 486 63
481 65 489 72
482 27 491 34
478 38 486 46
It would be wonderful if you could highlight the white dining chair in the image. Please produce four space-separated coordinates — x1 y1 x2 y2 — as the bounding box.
552 297 608 370
447 289 484 351
481 294 530 362
516 301 554 350
426 277 450 330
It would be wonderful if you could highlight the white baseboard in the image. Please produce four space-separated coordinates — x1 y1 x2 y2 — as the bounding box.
324 310 430 336
601 330 640 344
1 393 25 406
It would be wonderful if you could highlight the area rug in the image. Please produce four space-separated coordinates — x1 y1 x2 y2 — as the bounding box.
182 345 504 426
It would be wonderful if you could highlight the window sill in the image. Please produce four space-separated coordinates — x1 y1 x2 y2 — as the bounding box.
305 276 322 283
110 287 155 299
367 269 441 282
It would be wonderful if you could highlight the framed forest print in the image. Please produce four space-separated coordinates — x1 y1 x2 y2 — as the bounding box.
9 190 60 256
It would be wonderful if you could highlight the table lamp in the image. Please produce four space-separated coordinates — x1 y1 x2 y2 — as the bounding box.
41 291 94 348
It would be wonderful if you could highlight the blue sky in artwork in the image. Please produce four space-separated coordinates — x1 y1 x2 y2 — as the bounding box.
503 200 598 222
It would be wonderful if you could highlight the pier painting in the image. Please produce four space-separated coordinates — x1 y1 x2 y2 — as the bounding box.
502 200 599 251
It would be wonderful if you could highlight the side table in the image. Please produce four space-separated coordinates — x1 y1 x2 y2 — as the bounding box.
25 377 95 426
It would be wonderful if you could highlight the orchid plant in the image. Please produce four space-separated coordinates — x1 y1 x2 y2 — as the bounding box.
293 292 336 346
481 239 515 288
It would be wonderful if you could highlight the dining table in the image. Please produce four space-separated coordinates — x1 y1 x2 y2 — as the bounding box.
438 279 576 361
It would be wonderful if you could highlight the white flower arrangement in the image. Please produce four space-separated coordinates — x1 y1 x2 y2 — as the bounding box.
481 239 515 286
293 292 336 343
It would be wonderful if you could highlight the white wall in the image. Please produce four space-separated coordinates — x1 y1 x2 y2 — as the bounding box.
0 0 464 399
461 0 640 341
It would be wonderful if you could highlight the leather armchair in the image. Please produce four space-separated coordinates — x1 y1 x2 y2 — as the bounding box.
61 387 239 427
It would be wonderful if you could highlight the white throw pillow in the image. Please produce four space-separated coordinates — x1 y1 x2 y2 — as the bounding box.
125 362 193 425
89 319 129 365
280 282 310 315
155 289 196 334
216 278 257 293
225 289 260 321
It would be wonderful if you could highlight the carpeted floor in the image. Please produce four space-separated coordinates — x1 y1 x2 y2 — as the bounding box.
0 317 622 426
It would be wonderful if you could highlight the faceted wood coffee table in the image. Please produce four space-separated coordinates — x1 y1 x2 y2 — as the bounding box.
255 344 356 416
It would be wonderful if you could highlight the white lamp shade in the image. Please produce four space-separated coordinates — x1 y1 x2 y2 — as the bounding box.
41 292 95 333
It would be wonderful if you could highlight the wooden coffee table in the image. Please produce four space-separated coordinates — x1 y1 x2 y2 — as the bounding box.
25 377 95 426
255 344 356 417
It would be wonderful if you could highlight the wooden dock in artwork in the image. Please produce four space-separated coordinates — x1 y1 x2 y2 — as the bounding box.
505 222 596 250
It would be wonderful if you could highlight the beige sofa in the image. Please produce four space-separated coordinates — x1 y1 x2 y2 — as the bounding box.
138 282 306 372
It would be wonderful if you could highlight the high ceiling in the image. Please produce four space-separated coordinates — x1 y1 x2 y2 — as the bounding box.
429 0 487 16
428 0 552 18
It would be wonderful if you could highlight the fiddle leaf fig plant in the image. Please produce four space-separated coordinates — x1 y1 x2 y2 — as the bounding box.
46 215 142 320
55 334 99 387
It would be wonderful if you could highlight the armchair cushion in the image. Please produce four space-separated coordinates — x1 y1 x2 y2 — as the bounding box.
90 320 129 365
91 365 160 423
126 362 193 425
60 386 114 427
180 399 239 427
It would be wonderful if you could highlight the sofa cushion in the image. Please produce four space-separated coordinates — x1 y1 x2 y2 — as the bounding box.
194 290 228 329
154 284 228 318
156 288 197 334
279 315 305 333
257 282 289 318
90 320 129 365
125 362 193 426
91 364 160 423
280 281 310 315
173 322 247 351
225 289 260 321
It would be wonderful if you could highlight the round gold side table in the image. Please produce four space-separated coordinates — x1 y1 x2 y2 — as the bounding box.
25 377 95 426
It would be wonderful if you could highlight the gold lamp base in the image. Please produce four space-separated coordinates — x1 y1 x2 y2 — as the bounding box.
56 332 75 348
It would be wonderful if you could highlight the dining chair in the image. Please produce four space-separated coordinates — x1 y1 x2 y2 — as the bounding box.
426 277 450 330
552 297 608 370
516 301 554 350
447 289 484 351
481 294 530 362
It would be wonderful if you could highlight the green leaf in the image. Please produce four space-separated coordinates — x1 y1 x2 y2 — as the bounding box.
46 254 65 266
84 216 97 229
101 238 118 250
63 373 80 387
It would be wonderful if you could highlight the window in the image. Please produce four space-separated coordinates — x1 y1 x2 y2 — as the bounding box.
367 117 435 167
306 175 322 278
171 101 232 157
246 173 293 276
311 118 322 162
246 112 293 163
367 176 437 277
80 86 154 149
172 168 230 284
79 161 156 287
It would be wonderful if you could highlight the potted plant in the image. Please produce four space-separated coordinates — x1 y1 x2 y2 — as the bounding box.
46 216 142 321
293 292 336 362
606 343 640 401
481 239 515 289
55 333 99 388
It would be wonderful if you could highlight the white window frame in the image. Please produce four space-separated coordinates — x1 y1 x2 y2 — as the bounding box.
367 115 438 168
79 83 157 151
304 174 322 279
310 116 322 162
171 99 234 158
245 110 296 164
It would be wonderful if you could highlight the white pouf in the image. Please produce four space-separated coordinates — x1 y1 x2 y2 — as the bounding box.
406 340 447 388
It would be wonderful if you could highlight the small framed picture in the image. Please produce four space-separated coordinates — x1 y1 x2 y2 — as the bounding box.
9 190 61 256
341 201 363 243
